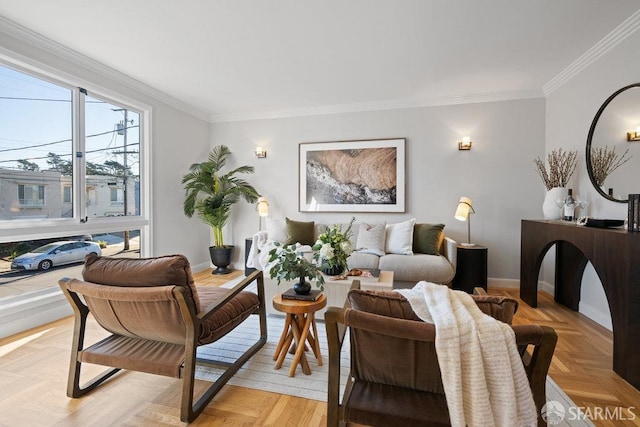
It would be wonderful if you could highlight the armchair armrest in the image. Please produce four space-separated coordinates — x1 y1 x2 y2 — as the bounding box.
198 270 265 322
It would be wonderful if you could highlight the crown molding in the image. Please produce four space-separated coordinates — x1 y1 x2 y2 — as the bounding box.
210 89 543 123
0 15 210 122
543 8 640 95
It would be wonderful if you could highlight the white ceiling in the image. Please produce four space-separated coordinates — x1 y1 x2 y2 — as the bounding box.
0 0 639 122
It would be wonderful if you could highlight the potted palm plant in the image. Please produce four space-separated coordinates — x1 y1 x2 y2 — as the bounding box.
182 145 260 274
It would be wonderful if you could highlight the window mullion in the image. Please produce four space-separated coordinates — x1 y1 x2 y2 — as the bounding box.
74 88 87 222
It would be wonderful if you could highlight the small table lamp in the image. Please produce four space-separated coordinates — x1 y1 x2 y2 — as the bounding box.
256 196 269 230
454 196 476 246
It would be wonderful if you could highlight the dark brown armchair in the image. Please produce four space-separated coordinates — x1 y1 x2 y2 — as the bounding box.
325 289 557 427
58 254 266 423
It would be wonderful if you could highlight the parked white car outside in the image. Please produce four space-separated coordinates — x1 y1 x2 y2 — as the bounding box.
11 241 102 271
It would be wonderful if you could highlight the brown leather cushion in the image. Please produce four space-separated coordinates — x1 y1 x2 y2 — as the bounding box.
345 380 450 426
82 253 200 312
197 286 260 344
348 289 421 321
348 288 518 324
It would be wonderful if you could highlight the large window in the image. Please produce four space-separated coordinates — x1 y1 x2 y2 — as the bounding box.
0 62 144 223
0 59 149 304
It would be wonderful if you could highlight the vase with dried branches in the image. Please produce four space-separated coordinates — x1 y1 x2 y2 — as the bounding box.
589 145 632 187
534 148 578 219
534 148 578 191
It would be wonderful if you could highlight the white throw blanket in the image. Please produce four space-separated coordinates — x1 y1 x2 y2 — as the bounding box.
396 282 537 427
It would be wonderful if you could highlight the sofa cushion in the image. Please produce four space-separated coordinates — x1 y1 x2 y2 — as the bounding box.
347 251 380 270
379 253 454 284
285 217 315 245
266 218 287 243
356 222 386 256
385 218 415 255
413 223 445 255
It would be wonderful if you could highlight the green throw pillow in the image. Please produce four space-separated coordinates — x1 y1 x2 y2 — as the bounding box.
285 218 315 246
413 223 445 255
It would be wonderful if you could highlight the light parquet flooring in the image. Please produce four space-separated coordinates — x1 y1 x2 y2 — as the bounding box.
494 287 640 426
0 271 638 426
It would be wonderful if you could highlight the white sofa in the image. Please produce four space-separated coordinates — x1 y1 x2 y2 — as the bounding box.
247 219 457 314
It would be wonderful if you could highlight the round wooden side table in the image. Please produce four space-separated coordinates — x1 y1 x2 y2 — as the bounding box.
272 293 327 377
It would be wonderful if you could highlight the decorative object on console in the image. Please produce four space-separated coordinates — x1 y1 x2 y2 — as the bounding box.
256 196 269 230
454 196 476 247
534 148 578 220
458 135 472 150
182 145 260 274
628 194 640 232
299 138 406 212
584 218 625 228
534 148 578 191
267 242 325 294
312 217 355 275
542 187 567 220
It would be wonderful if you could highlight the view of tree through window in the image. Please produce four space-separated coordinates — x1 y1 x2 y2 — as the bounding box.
0 60 147 306
0 64 141 221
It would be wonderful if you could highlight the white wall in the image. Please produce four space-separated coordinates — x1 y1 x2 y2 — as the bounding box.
212 98 546 281
545 30 640 330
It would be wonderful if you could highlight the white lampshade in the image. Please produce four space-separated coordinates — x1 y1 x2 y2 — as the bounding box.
454 196 475 246
455 196 473 221
257 197 269 217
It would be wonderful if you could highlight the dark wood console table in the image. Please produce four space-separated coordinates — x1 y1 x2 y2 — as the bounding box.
520 219 640 389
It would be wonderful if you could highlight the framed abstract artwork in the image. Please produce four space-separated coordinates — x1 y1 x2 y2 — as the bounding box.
299 138 405 212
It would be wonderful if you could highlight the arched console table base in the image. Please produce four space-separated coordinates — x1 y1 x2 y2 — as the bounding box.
520 220 640 390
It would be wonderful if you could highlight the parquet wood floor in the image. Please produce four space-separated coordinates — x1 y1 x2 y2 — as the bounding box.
0 271 638 426
495 287 640 426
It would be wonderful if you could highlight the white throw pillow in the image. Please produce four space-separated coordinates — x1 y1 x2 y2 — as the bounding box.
265 218 287 243
355 222 386 256
385 218 415 255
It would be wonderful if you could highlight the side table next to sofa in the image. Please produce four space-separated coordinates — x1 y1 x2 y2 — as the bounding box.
452 244 487 293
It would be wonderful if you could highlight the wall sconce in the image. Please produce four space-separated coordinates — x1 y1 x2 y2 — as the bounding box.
627 126 640 141
458 136 472 150
454 196 476 246
255 146 267 158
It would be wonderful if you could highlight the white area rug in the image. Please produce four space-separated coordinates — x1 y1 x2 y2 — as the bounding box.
196 277 592 426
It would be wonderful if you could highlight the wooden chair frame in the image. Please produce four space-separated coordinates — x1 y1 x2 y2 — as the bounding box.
59 270 267 422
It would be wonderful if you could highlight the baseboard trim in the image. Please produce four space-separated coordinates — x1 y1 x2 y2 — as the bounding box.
0 288 71 339
488 278 553 295
578 301 613 331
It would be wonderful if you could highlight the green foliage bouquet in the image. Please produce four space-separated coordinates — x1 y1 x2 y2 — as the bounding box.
312 217 355 274
267 242 325 289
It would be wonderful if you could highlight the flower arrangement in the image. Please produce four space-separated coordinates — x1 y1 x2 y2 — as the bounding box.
590 145 632 187
267 242 324 289
534 148 578 190
312 217 355 274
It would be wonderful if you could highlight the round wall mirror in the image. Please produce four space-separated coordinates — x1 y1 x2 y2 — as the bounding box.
586 83 640 203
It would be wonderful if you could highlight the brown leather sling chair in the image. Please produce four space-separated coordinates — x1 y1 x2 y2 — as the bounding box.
58 254 266 422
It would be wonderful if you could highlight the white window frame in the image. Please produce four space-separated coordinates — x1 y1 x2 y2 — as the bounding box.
0 54 152 257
